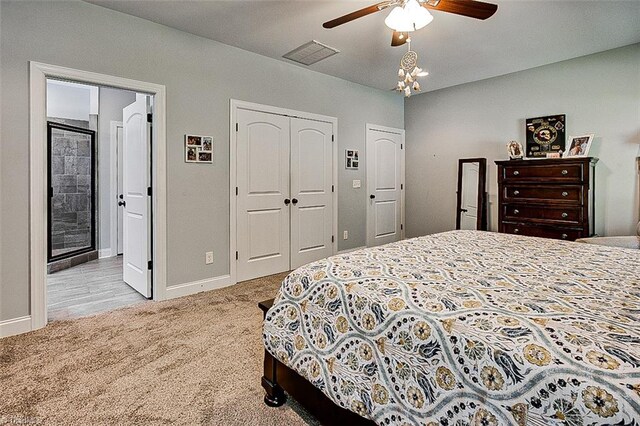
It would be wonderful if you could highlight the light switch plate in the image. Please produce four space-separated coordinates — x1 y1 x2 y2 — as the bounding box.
205 251 214 264
343 230 348 240
352 179 361 188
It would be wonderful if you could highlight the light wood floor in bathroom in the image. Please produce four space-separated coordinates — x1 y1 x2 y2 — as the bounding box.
47 256 147 321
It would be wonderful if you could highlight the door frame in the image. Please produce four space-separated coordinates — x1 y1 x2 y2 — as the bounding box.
109 120 123 258
229 99 338 285
29 62 168 331
365 123 406 247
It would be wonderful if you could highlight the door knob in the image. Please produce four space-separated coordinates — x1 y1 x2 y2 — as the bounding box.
119 194 124 200
284 198 291 205
118 200 126 207
370 194 376 199
291 198 298 205
460 208 468 213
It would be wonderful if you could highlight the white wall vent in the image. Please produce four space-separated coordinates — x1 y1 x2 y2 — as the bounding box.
283 41 340 66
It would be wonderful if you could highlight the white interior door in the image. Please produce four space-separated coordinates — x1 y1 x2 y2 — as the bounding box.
122 94 151 297
237 109 290 282
460 163 479 230
290 118 334 269
116 124 124 255
366 126 404 247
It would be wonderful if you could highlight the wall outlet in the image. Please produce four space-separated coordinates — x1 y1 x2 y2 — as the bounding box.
352 179 361 189
343 230 348 240
205 251 214 264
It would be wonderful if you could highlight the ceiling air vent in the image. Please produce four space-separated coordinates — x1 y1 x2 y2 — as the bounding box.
283 41 340 66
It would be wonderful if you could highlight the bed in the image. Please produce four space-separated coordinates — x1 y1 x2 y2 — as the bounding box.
261 230 640 425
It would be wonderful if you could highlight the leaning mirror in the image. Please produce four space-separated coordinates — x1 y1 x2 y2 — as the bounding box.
456 158 487 231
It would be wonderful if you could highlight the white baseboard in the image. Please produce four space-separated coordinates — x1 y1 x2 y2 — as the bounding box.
98 249 113 259
0 316 32 338
337 246 366 255
165 274 233 300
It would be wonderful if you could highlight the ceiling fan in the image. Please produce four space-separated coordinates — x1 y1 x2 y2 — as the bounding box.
323 0 498 46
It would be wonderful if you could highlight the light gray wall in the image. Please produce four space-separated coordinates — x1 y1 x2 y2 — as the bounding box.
97 87 137 253
405 44 640 239
0 1 403 321
46 82 91 122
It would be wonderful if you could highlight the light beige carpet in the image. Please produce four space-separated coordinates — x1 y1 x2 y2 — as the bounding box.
0 272 318 425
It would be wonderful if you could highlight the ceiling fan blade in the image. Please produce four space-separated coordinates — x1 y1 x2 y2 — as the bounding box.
323 2 392 29
391 31 409 47
423 0 498 20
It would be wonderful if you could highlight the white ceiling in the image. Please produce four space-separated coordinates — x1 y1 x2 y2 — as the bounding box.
88 0 640 92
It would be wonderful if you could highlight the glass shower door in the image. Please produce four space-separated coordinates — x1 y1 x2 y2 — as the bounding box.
48 122 96 262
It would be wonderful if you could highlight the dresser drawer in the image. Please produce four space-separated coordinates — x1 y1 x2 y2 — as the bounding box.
501 163 584 182
502 204 583 225
503 185 583 204
501 222 583 241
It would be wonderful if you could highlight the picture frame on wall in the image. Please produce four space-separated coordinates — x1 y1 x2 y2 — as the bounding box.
565 134 594 158
345 149 359 170
185 146 198 163
185 134 213 163
525 114 566 159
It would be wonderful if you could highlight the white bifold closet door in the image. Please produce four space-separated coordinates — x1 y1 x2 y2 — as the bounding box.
236 109 333 282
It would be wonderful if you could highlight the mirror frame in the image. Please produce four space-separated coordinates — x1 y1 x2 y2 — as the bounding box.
456 158 488 231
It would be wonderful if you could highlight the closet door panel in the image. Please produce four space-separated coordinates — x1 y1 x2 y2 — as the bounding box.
236 109 290 282
290 118 333 269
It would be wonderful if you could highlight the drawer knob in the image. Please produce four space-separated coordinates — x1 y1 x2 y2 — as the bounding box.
561 234 568 240
513 190 520 196
514 209 520 215
562 169 568 175
562 212 568 218
562 191 569 197
514 228 520 234
513 170 520 176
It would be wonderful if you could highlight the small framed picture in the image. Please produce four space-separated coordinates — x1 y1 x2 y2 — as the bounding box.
202 137 213 152
186 135 202 146
185 134 213 163
185 146 198 163
345 149 359 170
565 134 594 157
198 151 212 163
507 141 523 160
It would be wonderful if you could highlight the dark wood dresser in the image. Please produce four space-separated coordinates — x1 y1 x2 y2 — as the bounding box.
496 157 597 241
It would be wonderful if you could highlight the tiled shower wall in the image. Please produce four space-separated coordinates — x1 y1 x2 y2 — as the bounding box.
49 118 94 257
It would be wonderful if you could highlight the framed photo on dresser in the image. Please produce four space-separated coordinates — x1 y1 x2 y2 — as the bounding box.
565 134 594 157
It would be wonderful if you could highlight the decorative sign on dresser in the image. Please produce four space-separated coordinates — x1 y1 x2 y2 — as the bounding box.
495 157 597 241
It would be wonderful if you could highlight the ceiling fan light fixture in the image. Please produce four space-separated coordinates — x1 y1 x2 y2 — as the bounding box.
405 0 433 30
384 7 412 32
384 0 433 32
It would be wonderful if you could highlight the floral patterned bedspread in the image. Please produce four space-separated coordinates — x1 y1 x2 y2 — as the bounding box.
263 231 640 425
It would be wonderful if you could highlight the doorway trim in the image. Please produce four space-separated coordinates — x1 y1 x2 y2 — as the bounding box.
108 120 123 258
29 62 167 331
365 123 406 247
229 99 338 285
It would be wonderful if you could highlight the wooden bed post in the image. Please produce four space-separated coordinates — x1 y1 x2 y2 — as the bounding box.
259 299 286 407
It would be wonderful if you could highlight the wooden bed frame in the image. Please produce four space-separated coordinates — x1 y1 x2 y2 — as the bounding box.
259 299 376 426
